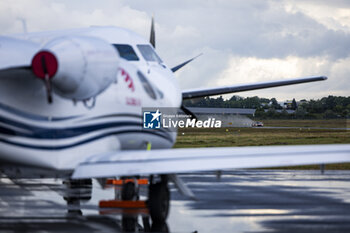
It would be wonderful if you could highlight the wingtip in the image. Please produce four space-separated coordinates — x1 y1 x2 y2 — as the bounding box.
171 53 203 73
195 53 204 59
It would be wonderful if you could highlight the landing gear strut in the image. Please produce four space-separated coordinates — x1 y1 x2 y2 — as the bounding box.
121 179 139 232
121 181 137 200
63 178 92 215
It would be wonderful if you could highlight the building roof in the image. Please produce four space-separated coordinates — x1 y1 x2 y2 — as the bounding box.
188 107 256 115
264 109 295 114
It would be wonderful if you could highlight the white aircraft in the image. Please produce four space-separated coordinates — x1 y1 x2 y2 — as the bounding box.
0 18 349 223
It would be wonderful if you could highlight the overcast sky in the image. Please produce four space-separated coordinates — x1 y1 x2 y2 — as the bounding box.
1 0 350 101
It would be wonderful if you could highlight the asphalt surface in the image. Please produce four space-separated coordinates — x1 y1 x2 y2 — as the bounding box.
261 126 350 130
1 170 350 232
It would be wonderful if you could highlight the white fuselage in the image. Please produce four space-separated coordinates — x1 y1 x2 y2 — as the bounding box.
0 27 182 176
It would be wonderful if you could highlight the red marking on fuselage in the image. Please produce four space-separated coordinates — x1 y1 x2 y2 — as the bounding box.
126 97 141 106
120 69 135 92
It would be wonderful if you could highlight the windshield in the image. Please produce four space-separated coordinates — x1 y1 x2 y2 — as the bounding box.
137 44 162 63
112 44 139 61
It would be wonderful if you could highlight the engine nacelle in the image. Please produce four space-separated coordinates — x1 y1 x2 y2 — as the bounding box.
32 36 119 101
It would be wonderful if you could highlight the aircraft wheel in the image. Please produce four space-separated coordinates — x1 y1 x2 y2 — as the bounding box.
122 216 137 232
148 181 170 223
151 220 169 232
121 181 136 200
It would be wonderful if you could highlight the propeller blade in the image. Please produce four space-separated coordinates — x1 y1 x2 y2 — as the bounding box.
41 56 53 103
150 16 155 48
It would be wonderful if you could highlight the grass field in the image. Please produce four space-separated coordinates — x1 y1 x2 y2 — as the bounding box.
174 122 350 169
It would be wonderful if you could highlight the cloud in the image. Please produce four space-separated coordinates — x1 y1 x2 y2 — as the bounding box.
210 55 349 100
0 0 149 35
126 0 350 60
284 0 350 31
0 0 349 101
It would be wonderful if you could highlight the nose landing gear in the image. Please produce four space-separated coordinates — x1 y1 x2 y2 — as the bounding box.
63 178 92 215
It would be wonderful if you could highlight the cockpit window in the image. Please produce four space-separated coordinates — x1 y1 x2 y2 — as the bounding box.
137 71 157 100
112 44 139 61
136 44 163 63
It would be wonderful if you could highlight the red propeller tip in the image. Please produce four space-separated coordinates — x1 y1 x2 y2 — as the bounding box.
31 51 58 79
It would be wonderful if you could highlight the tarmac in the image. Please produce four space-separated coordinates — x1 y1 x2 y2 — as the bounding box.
1 170 350 232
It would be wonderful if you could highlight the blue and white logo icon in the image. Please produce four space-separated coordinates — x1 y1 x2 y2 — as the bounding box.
143 109 162 129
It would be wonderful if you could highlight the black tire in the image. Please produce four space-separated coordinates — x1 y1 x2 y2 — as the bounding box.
148 182 170 223
151 220 169 232
121 182 136 200
122 216 137 232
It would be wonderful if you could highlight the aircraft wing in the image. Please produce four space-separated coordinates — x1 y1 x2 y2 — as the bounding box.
72 144 350 179
0 36 39 69
0 36 39 78
182 76 327 99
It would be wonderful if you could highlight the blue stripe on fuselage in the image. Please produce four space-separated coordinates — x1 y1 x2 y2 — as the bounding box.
0 129 174 150
0 101 80 121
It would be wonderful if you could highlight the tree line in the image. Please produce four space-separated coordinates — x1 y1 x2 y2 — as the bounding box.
183 95 350 119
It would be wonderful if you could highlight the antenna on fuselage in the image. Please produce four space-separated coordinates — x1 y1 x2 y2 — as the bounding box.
150 15 156 48
17 18 28 37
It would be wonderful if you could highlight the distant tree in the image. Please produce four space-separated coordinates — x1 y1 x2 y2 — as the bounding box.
244 96 261 108
270 98 282 109
260 98 270 104
341 109 349 118
254 107 266 118
295 107 306 118
266 108 277 118
324 109 337 119
324 95 336 110
291 98 297 110
183 95 350 119
280 109 289 119
334 104 343 113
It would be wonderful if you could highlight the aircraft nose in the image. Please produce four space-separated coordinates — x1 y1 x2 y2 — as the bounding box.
150 67 182 108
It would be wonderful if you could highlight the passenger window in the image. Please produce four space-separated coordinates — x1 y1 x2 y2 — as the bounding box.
112 44 139 61
136 44 163 63
137 71 157 100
